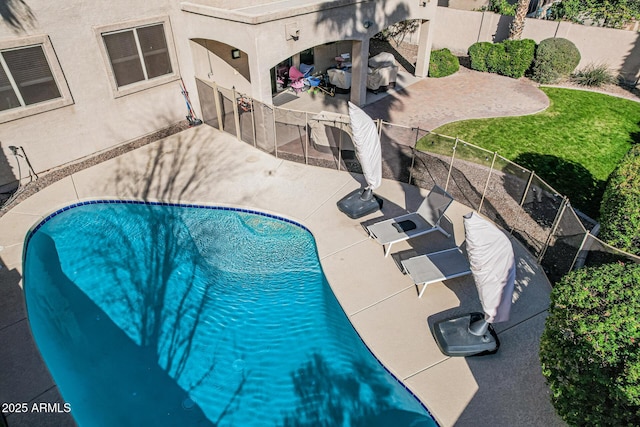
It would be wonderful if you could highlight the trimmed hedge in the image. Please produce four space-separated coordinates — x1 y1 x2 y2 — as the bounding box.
599 144 640 255
540 262 640 426
428 48 459 78
531 38 581 84
468 39 536 78
501 39 537 78
468 42 493 72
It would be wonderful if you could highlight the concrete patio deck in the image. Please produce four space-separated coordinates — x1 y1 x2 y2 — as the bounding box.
0 124 564 426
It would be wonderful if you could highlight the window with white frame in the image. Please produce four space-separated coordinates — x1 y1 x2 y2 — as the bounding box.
0 44 62 112
102 23 172 88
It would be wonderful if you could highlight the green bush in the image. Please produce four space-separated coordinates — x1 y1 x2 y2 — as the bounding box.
571 63 615 87
468 42 493 72
485 43 508 74
540 262 640 426
599 145 640 255
428 48 460 78
500 39 536 78
469 39 536 79
531 38 581 84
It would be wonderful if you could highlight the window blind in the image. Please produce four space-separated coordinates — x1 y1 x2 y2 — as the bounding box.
103 30 145 87
2 46 61 106
137 24 172 80
0 62 19 111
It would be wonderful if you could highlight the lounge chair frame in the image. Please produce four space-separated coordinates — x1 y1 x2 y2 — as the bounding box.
364 185 454 257
401 247 472 298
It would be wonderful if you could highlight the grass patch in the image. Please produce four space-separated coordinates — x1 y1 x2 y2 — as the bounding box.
416 87 640 218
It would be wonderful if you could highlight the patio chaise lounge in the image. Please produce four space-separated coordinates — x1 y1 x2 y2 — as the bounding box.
400 247 472 298
363 185 454 257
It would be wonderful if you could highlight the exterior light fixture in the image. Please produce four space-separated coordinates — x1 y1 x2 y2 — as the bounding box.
231 49 241 59
363 20 373 29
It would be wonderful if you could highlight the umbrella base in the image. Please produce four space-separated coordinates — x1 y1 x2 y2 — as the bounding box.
432 312 500 357
337 188 383 219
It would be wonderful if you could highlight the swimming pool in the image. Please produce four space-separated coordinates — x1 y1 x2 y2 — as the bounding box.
24 201 437 426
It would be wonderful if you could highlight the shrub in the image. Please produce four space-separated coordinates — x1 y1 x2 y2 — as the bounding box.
500 39 536 78
599 144 640 255
531 38 581 84
469 39 536 78
468 42 493 72
571 63 615 87
428 48 460 78
540 262 640 426
485 42 508 74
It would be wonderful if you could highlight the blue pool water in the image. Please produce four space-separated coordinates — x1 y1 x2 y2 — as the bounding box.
24 202 437 427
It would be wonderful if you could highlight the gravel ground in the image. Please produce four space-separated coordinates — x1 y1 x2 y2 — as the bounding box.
0 122 190 217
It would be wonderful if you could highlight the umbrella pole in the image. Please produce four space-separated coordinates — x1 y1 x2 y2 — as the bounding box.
360 187 373 201
468 318 490 336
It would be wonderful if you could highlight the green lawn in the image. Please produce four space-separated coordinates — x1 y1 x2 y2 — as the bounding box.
416 87 640 218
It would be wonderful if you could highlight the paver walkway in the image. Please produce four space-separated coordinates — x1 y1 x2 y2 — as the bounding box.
364 66 550 129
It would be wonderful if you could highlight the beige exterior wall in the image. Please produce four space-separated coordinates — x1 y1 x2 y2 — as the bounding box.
0 0 437 189
0 0 187 188
433 7 640 83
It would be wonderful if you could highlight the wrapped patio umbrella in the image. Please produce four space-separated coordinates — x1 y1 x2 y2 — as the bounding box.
432 211 516 357
337 102 383 218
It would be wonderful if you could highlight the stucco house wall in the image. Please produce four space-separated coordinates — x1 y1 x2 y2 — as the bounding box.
0 0 192 190
179 0 437 103
0 0 437 191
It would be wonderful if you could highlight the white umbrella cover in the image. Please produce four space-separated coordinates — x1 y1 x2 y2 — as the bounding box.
348 101 382 190
463 212 516 323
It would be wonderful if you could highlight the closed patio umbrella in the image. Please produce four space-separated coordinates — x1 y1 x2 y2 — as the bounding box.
431 211 516 356
348 101 382 193
336 102 383 218
463 211 516 334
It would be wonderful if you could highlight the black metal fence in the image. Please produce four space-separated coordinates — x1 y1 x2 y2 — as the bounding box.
196 79 640 282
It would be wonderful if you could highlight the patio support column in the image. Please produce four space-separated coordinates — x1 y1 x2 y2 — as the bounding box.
415 19 434 78
350 38 369 107
248 47 272 104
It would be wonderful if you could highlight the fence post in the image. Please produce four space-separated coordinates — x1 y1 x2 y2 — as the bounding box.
569 232 590 272
538 196 569 263
250 97 257 148
304 112 309 165
409 147 416 185
272 106 278 158
520 169 535 207
338 122 343 171
478 152 497 214
444 137 458 192
213 81 223 131
232 87 241 141
510 168 536 235
408 127 421 184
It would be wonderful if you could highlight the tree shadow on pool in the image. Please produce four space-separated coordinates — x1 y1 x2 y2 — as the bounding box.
280 353 436 427
25 232 225 425
26 197 250 424
24 129 288 424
